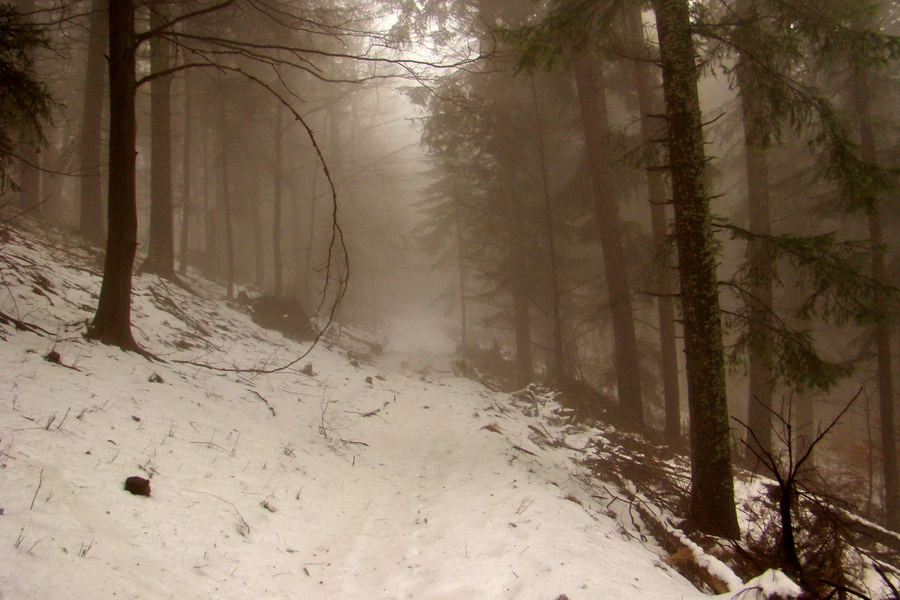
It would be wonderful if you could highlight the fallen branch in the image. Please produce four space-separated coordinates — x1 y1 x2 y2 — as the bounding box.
0 310 52 336
248 390 276 417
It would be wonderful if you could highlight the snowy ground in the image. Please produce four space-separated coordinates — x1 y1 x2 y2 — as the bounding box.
0 222 775 599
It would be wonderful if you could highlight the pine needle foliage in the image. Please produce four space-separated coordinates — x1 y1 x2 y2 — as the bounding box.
724 224 894 390
0 3 52 194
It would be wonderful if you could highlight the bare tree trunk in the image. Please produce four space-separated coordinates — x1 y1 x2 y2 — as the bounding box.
179 68 192 275
455 212 468 358
854 67 899 531
272 102 284 296
513 288 533 388
627 4 681 442
79 0 107 244
18 144 40 213
650 0 739 538
15 0 41 215
140 7 176 278
733 0 775 470
252 176 265 288
218 93 235 299
573 53 644 430
86 0 140 351
531 76 566 385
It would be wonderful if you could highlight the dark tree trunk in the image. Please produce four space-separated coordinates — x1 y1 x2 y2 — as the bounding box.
140 8 176 278
18 143 40 213
15 0 40 215
734 0 775 470
513 288 533 388
778 481 803 578
303 170 318 310
202 87 216 276
650 0 739 538
627 4 681 442
272 102 284 296
218 93 235 299
252 175 265 288
455 212 468 358
79 0 107 244
573 53 644 430
179 69 192 275
532 77 566 385
854 68 899 531
86 0 140 351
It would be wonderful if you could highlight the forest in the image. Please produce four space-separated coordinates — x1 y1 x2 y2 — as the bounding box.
1 0 899 598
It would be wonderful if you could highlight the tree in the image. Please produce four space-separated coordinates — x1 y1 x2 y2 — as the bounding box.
731 0 777 467
648 0 740 538
0 2 51 200
625 3 681 443
573 51 644 430
140 4 177 280
851 44 898 532
78 0 107 245
86 0 140 350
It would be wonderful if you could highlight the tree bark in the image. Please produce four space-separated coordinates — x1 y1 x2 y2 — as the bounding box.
853 67 899 532
455 210 469 359
650 0 739 538
15 0 40 215
179 68 192 275
140 7 176 278
513 288 533 388
573 53 644 430
531 76 567 385
626 4 681 442
272 102 284 296
79 0 107 245
86 0 140 352
733 0 775 470
218 92 235 299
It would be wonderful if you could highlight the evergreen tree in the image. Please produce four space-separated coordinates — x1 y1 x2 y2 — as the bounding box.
0 2 51 199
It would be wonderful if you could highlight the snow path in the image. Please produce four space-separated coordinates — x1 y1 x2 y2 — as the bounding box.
0 228 706 599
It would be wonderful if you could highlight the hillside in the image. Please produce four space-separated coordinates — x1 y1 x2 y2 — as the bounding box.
0 221 789 599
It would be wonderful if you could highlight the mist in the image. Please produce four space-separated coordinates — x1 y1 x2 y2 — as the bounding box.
2 0 899 595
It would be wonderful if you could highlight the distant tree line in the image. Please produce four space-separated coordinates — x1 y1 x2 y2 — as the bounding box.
405 0 899 538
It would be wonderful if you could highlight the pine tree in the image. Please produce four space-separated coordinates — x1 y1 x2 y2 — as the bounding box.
0 2 51 198
649 0 740 538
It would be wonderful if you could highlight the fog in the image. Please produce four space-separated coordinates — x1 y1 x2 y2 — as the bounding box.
3 0 900 544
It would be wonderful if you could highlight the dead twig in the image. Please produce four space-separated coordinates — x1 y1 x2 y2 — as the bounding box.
30 468 44 510
248 390 276 417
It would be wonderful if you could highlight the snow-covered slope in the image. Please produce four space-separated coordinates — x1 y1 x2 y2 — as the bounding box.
1 222 735 599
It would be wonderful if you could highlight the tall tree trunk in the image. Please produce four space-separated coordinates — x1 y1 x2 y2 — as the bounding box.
86 0 140 351
532 77 566 385
627 4 681 442
792 391 815 467
513 288 533 388
455 211 469 358
272 102 284 297
853 67 899 531
179 69 192 275
573 53 644 430
15 0 40 215
303 169 318 310
734 0 775 470
140 8 176 278
18 144 40 213
218 93 235 299
650 0 739 538
79 0 107 244
202 86 216 276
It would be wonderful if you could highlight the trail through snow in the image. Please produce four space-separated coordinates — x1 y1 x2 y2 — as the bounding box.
0 225 717 599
